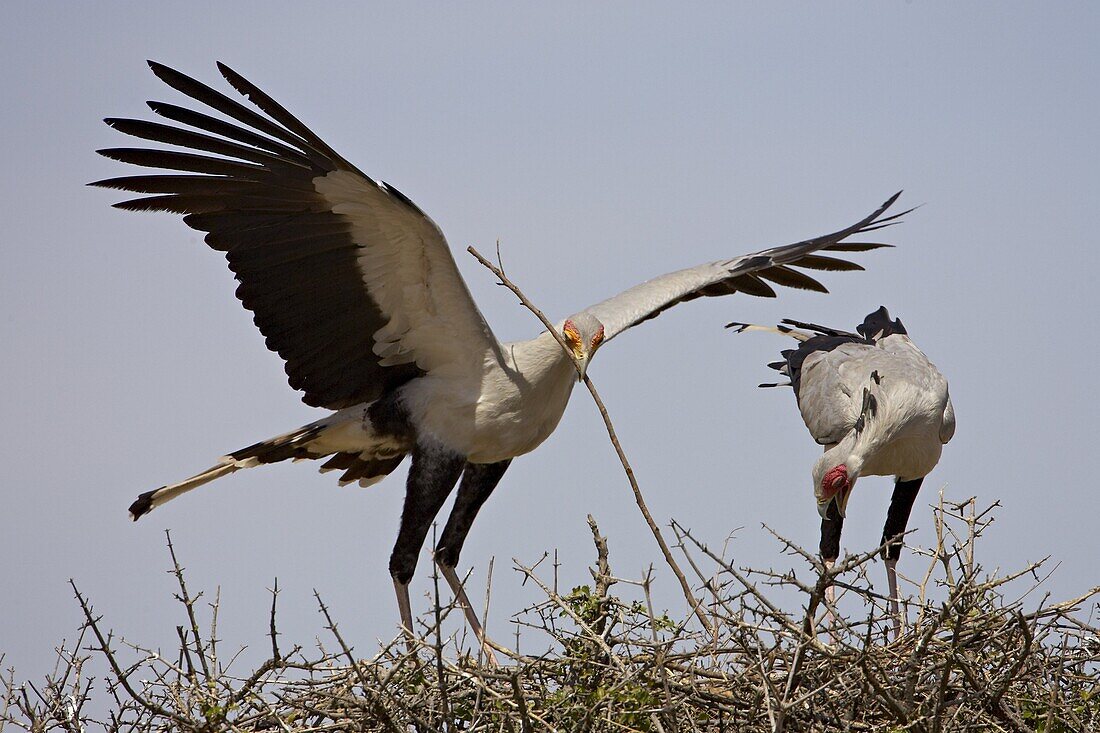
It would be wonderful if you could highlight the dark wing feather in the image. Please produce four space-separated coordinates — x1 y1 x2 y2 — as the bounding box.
856 305 908 340
779 319 860 338
755 265 829 293
92 61 427 408
584 192 911 341
786 253 866 271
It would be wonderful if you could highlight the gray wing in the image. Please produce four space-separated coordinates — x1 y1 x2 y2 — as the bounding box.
92 62 498 409
582 193 908 343
795 341 876 445
940 397 956 444
801 334 952 447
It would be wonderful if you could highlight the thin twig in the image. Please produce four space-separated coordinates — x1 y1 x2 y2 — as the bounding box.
467 244 712 632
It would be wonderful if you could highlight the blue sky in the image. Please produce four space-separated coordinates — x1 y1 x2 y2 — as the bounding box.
2 3 1097 679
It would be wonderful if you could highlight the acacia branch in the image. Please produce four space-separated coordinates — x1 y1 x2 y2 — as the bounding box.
467 244 712 633
68 580 195 729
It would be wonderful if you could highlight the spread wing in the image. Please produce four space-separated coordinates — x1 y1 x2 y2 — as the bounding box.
92 61 497 409
581 193 909 343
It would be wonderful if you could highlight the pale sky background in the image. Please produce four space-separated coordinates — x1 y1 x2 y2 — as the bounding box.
2 4 1098 682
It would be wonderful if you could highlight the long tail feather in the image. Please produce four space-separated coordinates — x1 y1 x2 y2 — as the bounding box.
726 322 813 342
128 410 409 520
129 462 240 519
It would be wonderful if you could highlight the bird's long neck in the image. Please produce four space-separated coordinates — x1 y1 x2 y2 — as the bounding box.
826 412 886 477
461 331 578 461
827 387 902 477
504 331 577 390
826 430 867 476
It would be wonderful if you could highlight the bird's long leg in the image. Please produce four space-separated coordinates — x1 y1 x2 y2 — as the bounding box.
437 565 498 665
394 578 414 643
880 477 924 641
885 559 901 639
435 460 511 663
824 560 837 607
819 502 845 641
389 442 467 646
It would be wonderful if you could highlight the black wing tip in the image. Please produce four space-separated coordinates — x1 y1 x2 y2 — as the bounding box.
101 117 151 135
216 61 248 90
147 59 194 79
799 280 832 293
215 60 238 80
725 321 749 332
128 490 157 521
94 147 124 162
874 190 903 215
146 59 174 78
864 190 908 227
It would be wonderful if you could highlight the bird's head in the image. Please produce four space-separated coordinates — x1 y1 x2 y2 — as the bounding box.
558 313 606 379
813 456 859 519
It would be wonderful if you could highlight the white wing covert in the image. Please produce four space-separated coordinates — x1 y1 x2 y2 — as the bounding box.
92 62 497 409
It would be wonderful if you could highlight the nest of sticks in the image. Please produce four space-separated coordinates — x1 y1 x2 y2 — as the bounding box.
4 495 1097 733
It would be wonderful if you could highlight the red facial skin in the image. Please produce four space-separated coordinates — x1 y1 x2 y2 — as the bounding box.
590 325 605 351
822 464 850 500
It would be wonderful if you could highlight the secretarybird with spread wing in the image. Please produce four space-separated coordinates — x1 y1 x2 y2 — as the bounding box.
730 307 954 638
94 61 910 649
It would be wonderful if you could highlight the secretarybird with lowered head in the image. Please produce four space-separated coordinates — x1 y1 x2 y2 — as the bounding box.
94 61 911 650
730 307 954 639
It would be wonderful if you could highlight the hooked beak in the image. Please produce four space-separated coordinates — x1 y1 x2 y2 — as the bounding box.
575 352 591 380
818 483 854 519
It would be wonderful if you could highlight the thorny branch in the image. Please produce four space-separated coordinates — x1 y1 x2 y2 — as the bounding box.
4 498 1096 732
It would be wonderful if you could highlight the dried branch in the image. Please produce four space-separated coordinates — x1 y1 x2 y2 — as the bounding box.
3 496 1096 732
467 243 712 633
